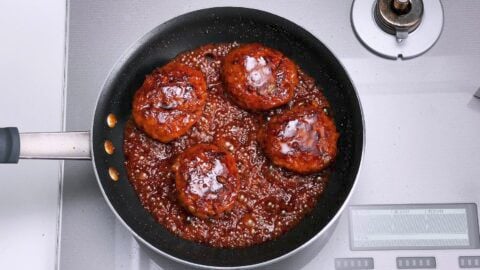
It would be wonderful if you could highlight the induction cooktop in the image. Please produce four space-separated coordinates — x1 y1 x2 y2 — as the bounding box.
59 1 480 269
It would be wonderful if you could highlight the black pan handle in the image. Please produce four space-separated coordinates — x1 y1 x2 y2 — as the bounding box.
0 127 91 163
0 127 20 163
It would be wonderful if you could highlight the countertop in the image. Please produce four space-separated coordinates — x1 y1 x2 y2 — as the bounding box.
0 1 66 269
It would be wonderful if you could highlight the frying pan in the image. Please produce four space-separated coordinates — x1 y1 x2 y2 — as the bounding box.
0 7 364 269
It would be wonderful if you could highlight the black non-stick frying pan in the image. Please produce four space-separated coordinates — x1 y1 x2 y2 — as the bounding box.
0 7 364 269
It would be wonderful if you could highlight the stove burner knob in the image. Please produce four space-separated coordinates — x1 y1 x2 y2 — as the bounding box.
392 0 411 15
375 0 424 41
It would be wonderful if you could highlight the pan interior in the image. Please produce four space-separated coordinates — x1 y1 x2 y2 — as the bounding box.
92 7 363 268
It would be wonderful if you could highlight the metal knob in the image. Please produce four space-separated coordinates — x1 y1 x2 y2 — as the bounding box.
375 0 423 40
392 0 411 14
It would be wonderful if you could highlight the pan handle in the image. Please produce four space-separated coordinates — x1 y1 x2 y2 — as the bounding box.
0 127 91 163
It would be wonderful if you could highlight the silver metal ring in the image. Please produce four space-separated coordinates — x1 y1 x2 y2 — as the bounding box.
351 0 444 59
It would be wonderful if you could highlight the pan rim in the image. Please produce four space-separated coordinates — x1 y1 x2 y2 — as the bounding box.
90 6 366 269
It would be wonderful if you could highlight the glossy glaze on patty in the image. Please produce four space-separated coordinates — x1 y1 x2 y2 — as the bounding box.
222 43 298 110
260 103 339 174
173 144 240 219
132 62 207 142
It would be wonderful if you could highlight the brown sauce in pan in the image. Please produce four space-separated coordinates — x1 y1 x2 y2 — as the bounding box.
123 43 333 248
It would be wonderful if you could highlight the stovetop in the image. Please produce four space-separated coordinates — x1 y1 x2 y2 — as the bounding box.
59 1 480 269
